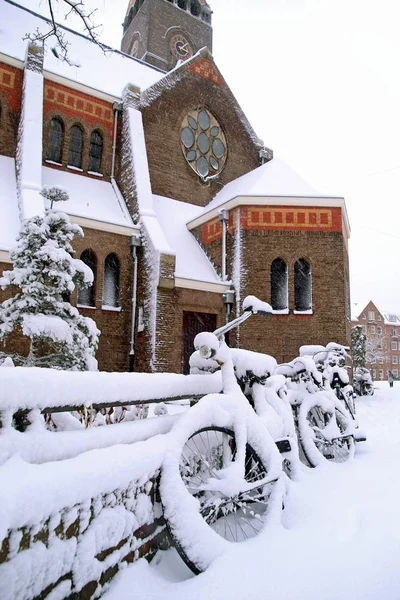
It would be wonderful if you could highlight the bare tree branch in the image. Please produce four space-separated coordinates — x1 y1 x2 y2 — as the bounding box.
23 0 106 66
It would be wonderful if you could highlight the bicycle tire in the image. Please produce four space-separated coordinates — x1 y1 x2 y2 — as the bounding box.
160 406 282 574
298 395 355 467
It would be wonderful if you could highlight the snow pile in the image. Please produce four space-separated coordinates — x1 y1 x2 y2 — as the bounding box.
104 385 400 600
42 167 134 228
231 348 277 382
153 195 222 285
0 413 181 467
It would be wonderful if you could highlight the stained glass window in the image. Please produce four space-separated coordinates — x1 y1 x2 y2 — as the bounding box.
294 259 312 311
77 249 97 307
102 253 120 308
271 258 288 311
68 125 83 168
46 118 64 164
181 108 227 180
88 130 103 173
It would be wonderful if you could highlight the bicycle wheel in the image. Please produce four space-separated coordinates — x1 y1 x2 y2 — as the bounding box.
160 408 282 574
298 395 355 467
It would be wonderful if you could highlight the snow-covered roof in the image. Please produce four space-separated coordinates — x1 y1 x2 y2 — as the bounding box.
42 167 134 228
351 301 400 327
0 156 21 252
0 0 164 99
153 194 222 285
204 158 337 213
382 312 400 326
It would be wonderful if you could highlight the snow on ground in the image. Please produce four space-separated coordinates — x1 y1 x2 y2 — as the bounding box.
104 382 400 600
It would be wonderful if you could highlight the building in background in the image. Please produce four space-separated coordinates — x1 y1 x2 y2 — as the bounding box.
0 0 351 372
351 301 400 380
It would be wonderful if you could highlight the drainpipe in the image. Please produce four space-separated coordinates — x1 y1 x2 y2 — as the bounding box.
129 234 142 371
223 289 235 326
219 208 229 281
111 102 122 179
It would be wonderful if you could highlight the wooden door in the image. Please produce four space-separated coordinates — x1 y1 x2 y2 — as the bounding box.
182 311 217 374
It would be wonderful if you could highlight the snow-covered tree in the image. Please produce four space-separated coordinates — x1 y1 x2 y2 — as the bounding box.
40 185 69 207
351 325 366 369
0 209 100 370
366 334 385 369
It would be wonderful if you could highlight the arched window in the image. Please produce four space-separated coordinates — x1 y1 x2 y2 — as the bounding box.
68 124 83 169
271 258 288 311
88 130 103 173
190 0 201 16
178 0 187 9
46 118 64 164
294 258 312 311
77 249 97 307
102 253 120 308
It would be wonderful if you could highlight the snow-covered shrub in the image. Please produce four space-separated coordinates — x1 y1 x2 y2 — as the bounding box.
0 209 100 370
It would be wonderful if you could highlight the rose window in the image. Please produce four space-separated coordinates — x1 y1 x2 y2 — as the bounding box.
180 108 227 181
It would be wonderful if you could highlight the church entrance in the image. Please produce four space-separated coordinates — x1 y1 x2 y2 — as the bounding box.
182 311 217 374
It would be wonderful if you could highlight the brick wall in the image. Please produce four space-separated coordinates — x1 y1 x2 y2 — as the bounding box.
0 62 23 157
42 80 114 181
191 205 350 364
141 68 260 207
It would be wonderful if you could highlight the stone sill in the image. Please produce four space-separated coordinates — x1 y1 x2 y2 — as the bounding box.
101 305 122 312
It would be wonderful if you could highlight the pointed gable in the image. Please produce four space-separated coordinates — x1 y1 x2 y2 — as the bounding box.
140 49 271 207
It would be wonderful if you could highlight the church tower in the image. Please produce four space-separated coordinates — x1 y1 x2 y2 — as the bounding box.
121 0 213 71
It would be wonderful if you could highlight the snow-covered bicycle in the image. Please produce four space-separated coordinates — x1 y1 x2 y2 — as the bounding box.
160 297 285 574
159 297 356 574
275 355 356 467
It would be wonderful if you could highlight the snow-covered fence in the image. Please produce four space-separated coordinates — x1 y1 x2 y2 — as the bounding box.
0 367 224 598
0 428 170 599
0 367 222 431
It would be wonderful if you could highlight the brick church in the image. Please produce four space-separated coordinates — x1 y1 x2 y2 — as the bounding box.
0 0 352 373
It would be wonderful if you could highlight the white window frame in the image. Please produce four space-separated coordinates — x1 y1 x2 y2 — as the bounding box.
392 356 398 365
393 369 398 377
379 357 384 364
370 325 375 334
392 342 397 351
377 326 382 335
379 369 384 378
377 315 382 321
393 328 397 336
368 311 375 321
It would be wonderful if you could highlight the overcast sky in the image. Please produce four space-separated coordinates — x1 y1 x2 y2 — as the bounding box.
18 0 400 314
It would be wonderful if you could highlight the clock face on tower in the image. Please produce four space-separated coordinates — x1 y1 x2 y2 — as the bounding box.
170 34 193 61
